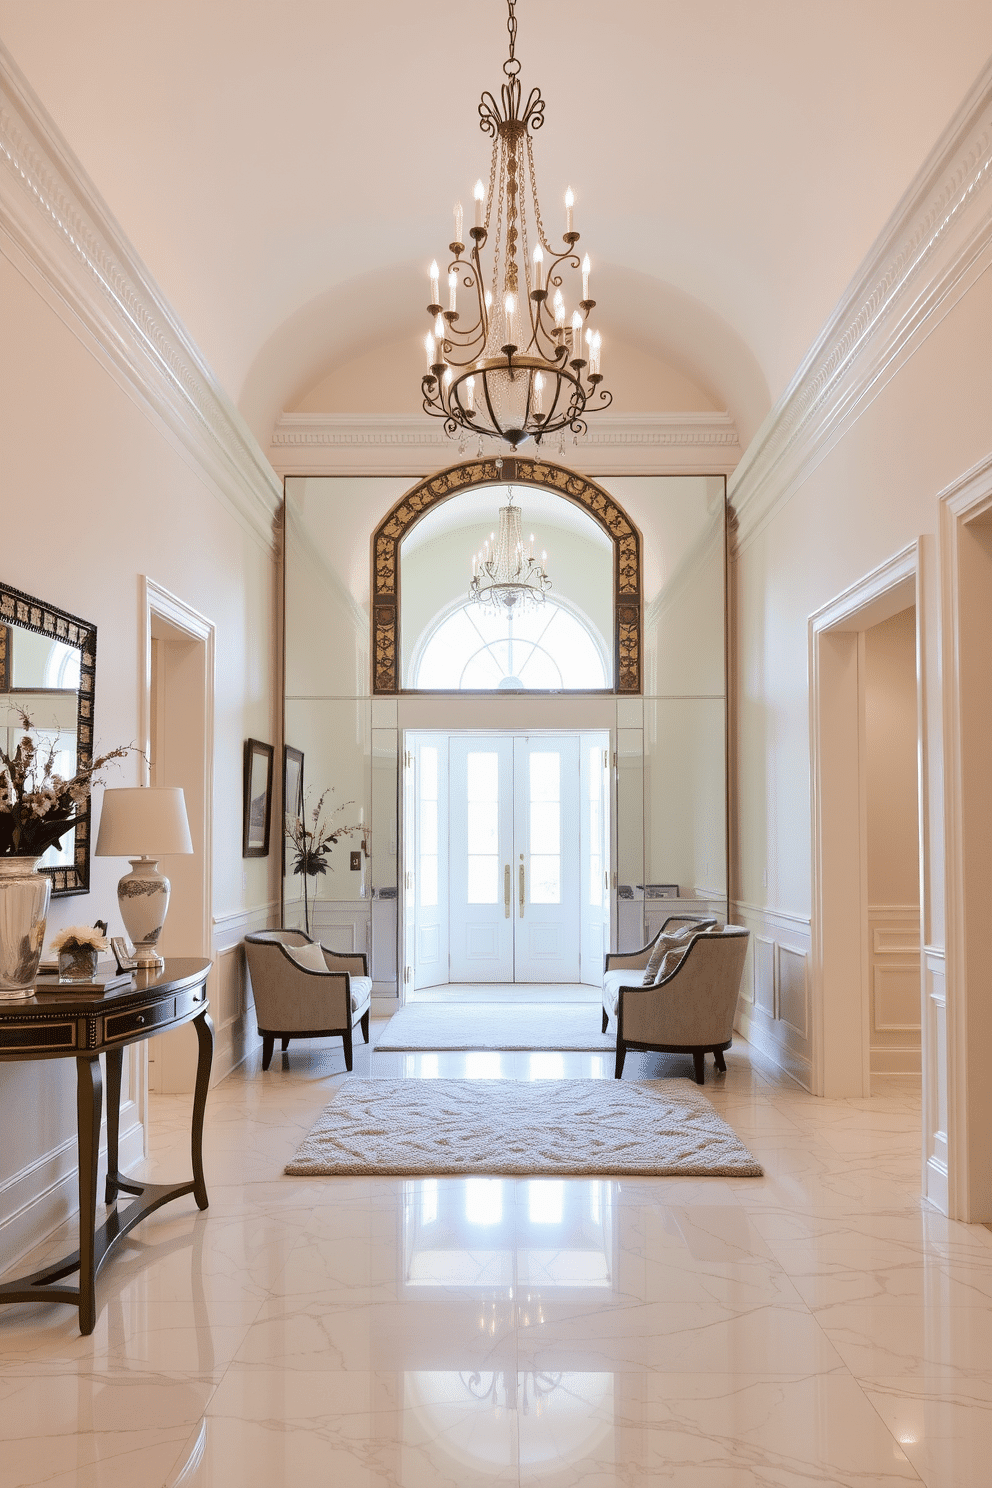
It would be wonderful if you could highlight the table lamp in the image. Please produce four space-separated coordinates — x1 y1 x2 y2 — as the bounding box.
95 787 193 969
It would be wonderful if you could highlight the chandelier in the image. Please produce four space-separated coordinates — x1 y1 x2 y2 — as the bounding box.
422 0 611 448
470 478 551 613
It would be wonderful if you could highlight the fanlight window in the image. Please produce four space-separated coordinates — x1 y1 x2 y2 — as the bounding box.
413 598 609 691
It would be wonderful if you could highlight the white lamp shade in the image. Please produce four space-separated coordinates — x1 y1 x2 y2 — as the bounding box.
95 787 194 857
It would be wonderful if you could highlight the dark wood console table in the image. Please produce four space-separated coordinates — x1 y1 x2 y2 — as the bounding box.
0 957 213 1334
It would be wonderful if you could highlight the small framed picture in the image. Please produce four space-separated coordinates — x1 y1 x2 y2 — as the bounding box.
110 936 138 972
283 745 304 826
243 739 274 857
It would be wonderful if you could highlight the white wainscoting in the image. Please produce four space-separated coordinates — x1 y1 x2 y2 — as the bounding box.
924 946 949 1213
210 900 282 1082
868 905 922 1073
732 902 813 1090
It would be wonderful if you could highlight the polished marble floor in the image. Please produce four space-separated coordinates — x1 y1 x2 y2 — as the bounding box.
2 1024 990 1486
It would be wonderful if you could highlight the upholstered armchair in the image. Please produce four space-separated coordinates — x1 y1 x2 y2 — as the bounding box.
244 929 372 1071
603 921 749 1082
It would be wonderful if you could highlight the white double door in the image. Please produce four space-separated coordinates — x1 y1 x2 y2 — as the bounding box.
450 734 580 983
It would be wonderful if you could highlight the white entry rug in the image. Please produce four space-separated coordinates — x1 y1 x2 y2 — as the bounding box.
374 1002 613 1052
285 1078 763 1177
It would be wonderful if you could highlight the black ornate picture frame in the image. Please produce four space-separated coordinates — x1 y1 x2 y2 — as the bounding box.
243 739 274 858
0 579 97 898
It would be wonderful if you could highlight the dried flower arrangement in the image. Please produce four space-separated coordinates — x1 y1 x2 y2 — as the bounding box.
50 924 111 954
0 710 131 859
285 788 367 936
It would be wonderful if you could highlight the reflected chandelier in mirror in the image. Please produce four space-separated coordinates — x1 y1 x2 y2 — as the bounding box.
0 580 96 896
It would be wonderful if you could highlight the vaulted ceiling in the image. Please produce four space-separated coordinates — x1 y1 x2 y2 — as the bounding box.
2 1 990 448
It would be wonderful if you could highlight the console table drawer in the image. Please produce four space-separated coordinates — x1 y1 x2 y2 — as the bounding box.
176 985 208 1020
104 998 176 1043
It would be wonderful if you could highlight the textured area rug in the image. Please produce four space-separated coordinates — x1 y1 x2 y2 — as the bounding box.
285 1079 763 1177
374 1002 613 1052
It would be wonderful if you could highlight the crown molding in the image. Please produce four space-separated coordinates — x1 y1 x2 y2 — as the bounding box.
270 411 741 478
729 57 992 556
0 45 281 550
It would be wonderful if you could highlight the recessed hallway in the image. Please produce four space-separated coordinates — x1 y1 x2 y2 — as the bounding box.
0 1031 984 1486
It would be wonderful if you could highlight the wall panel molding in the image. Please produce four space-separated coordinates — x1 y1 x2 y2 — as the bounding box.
270 412 741 477
732 901 812 1089
0 44 281 551
730 58 992 553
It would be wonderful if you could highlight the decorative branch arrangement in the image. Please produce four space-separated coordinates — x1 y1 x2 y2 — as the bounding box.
285 788 368 937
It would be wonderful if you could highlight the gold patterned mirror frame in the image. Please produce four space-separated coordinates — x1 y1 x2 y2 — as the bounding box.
371 457 641 693
0 580 96 896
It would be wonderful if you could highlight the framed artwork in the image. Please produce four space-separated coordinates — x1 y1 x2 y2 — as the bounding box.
283 745 304 825
243 738 274 857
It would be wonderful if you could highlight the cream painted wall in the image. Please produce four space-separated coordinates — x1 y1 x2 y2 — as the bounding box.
0 250 280 1263
292 334 722 417
732 258 992 1196
865 607 920 907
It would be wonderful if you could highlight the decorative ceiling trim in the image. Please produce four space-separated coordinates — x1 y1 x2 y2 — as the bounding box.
270 412 741 477
0 45 281 550
730 57 992 555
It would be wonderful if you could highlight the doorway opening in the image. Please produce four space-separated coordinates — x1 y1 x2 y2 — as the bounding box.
404 730 610 999
809 544 922 1100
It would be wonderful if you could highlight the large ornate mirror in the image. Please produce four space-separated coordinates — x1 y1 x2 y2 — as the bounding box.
0 580 96 896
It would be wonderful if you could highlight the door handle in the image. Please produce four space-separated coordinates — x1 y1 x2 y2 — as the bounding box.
519 861 525 917
504 864 511 919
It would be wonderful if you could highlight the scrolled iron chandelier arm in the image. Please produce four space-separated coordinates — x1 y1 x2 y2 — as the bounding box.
420 0 609 448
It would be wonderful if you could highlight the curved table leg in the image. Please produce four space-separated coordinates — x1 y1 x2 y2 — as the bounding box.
190 1010 214 1211
76 1055 103 1336
104 1047 123 1206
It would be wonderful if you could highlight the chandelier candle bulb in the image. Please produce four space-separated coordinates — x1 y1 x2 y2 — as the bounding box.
466 374 476 412
533 372 544 413
582 253 590 300
565 186 574 235
553 288 565 328
592 330 602 374
448 270 457 312
571 309 583 360
533 245 544 293
455 202 464 244
504 291 516 346
425 332 435 370
474 178 485 227
430 260 439 307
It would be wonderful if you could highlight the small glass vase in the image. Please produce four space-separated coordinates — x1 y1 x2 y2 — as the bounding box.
58 945 99 983
0 856 51 996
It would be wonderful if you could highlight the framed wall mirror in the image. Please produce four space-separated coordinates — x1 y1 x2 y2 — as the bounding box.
0 580 97 896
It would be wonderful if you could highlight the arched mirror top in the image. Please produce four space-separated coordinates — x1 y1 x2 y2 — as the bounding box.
372 457 642 695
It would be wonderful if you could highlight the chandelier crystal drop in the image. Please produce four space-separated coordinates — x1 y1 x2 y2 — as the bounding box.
422 0 611 448
470 482 551 613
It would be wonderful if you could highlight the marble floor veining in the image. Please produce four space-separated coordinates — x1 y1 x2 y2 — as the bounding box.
1 1027 989 1486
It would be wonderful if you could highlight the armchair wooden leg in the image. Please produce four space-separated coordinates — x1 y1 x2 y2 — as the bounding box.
361 1009 370 1043
261 1034 274 1071
714 1048 727 1073
281 1036 290 1052
602 1007 609 1034
614 1041 626 1079
343 1025 354 1073
692 1050 705 1084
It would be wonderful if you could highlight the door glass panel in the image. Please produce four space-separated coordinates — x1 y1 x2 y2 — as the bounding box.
467 857 498 903
466 751 500 904
419 745 438 908
529 801 560 853
529 752 561 904
588 746 602 907
529 752 560 801
530 856 561 904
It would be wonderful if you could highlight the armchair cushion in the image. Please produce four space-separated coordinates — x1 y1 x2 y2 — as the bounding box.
286 941 329 973
643 922 709 985
349 976 372 1013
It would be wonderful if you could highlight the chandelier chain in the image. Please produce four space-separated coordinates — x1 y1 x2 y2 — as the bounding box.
506 0 517 66
525 136 554 255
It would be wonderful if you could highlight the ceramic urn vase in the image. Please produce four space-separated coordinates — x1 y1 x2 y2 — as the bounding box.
0 856 51 996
